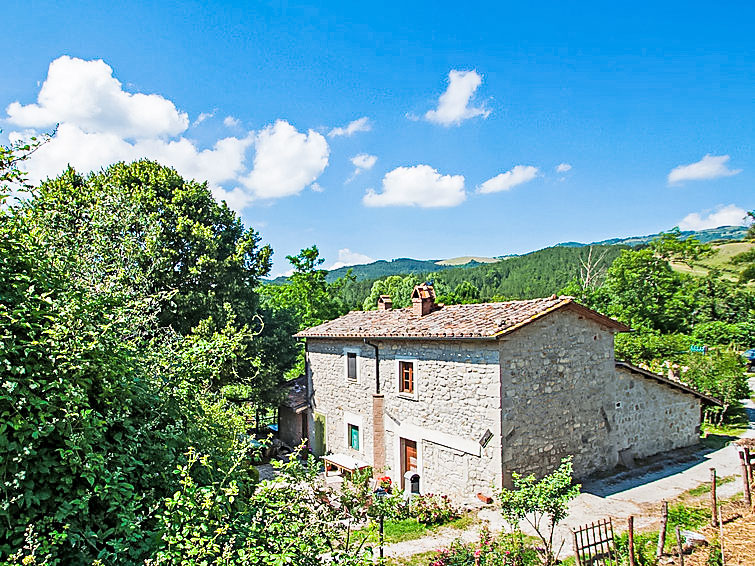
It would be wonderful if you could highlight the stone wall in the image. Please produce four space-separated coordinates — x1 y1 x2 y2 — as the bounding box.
500 307 620 481
307 305 703 498
499 307 702 482
613 366 701 460
307 338 503 500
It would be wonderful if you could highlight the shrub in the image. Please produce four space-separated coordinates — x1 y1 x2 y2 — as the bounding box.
615 531 659 566
409 494 459 525
428 527 539 566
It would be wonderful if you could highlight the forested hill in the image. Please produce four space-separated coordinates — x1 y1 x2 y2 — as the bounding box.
324 257 451 283
431 244 627 300
556 225 747 248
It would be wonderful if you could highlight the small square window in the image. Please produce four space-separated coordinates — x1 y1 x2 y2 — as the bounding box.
348 423 360 451
346 352 357 381
399 361 414 394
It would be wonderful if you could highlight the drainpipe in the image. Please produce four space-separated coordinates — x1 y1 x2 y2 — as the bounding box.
363 339 380 394
364 339 385 474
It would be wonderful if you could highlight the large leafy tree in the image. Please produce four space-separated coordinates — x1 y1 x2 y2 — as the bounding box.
20 160 271 334
1 152 268 563
595 248 694 333
17 161 296 401
260 246 349 377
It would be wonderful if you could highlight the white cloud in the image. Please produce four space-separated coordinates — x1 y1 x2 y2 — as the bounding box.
424 70 490 126
328 248 375 270
351 153 377 171
5 56 331 212
556 163 572 173
12 123 254 190
328 116 371 138
224 115 240 128
6 55 188 139
310 182 324 193
478 165 539 194
347 153 378 182
668 154 742 184
241 120 329 199
678 204 748 230
363 164 466 208
193 111 214 126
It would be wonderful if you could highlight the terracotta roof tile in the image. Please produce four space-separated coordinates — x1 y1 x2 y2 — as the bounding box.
295 296 629 340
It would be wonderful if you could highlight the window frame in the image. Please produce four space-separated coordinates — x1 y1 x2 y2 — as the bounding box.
348 423 360 451
343 347 361 383
396 358 418 399
343 411 363 454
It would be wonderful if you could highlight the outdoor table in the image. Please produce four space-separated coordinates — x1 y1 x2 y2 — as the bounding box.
321 453 370 476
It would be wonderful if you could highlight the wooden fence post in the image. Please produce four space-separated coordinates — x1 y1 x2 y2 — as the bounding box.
739 450 752 508
710 467 718 527
627 516 635 566
656 500 668 559
572 530 582 566
675 525 685 566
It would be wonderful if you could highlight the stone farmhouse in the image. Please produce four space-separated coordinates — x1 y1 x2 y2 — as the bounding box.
289 284 718 500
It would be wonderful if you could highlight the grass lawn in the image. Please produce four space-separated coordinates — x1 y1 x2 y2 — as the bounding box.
386 550 437 566
360 513 477 545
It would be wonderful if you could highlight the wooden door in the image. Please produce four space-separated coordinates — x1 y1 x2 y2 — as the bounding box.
401 438 417 487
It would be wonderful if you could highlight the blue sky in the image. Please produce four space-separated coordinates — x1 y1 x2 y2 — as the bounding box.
2 1 753 275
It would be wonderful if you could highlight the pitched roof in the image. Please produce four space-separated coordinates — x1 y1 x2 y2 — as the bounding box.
615 361 722 405
295 296 629 340
281 375 308 413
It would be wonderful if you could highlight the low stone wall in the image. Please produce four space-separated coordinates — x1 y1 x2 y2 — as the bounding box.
613 366 701 460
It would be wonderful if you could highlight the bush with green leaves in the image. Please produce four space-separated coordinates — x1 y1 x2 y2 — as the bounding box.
148 449 375 566
408 493 459 525
428 527 539 566
683 349 750 425
496 457 581 566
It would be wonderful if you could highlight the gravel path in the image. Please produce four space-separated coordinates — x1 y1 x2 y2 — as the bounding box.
384 382 755 559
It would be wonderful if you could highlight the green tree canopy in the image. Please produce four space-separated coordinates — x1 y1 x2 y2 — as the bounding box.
362 274 421 310
20 160 272 334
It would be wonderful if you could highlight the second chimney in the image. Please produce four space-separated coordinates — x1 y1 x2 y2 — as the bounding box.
377 295 393 311
411 284 436 317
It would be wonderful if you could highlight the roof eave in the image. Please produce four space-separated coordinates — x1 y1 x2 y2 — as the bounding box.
294 334 498 341
616 361 722 405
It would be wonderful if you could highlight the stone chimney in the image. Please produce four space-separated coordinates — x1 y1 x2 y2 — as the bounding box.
377 295 393 311
411 283 436 317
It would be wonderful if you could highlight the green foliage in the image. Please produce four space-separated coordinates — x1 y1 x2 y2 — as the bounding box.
596 249 694 333
648 227 713 268
496 457 581 566
436 281 482 305
148 450 374 566
691 320 753 348
667 502 710 530
408 494 459 525
21 161 272 334
615 531 659 566
683 349 750 425
363 275 421 310
0 130 53 195
0 213 252 563
427 527 539 566
614 331 691 364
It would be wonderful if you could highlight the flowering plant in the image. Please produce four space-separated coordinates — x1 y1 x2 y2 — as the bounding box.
409 493 458 525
